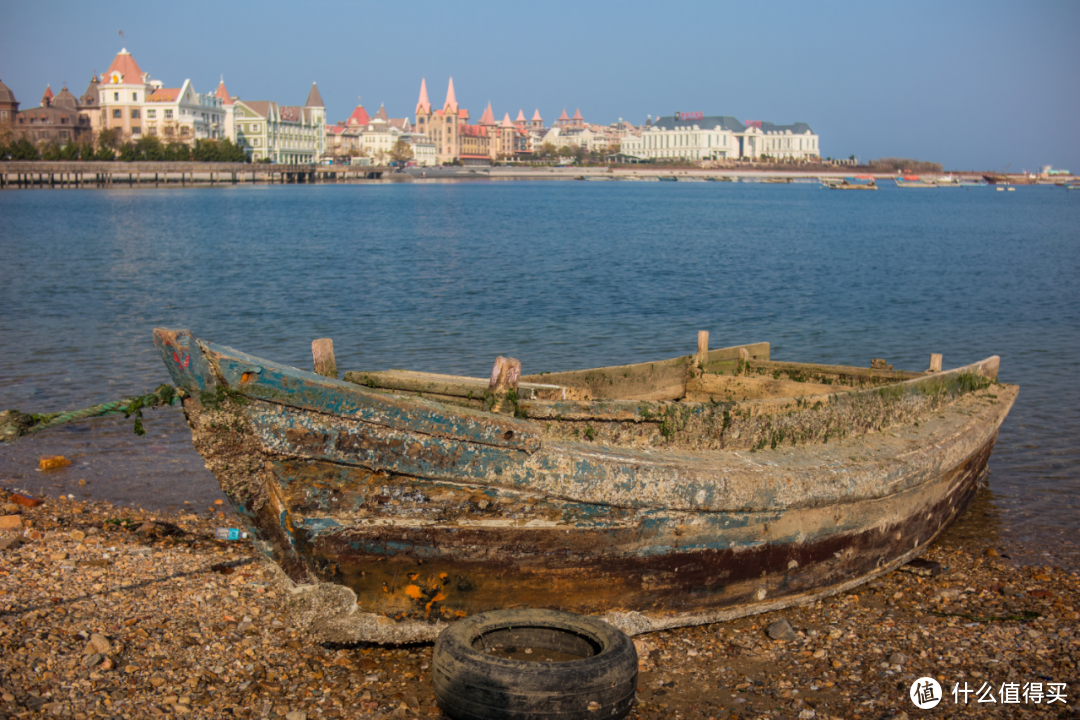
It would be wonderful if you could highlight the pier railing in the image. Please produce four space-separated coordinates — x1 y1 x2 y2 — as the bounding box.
0 161 389 189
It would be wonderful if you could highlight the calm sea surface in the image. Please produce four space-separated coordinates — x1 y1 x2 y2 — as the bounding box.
1 181 1077 566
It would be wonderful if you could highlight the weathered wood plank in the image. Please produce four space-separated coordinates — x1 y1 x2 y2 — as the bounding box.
312 338 337 379
747 359 925 384
342 369 584 401
197 339 542 453
521 342 770 401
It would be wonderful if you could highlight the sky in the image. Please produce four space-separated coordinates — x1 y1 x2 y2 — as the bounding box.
2 0 1078 172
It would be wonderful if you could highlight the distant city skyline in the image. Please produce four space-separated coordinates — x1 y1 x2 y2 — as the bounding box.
2 0 1077 171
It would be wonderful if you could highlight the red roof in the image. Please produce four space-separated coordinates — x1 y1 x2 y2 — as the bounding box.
41 85 54 104
558 108 569 121
572 108 583 120
347 104 370 125
479 102 495 125
147 88 181 102
532 109 542 121
215 79 234 105
103 49 144 85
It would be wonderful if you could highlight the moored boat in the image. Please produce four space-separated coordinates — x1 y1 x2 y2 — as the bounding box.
894 175 936 188
822 178 877 190
155 329 1015 644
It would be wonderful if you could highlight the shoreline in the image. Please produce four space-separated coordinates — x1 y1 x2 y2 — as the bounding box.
2 161 1072 190
2 489 1075 719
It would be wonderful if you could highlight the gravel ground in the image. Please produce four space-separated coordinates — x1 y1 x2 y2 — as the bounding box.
1 489 1076 720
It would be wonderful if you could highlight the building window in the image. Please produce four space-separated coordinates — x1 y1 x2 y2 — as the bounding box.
113 109 122 119
165 109 173 119
149 127 157 135
131 109 140 119
147 109 156 119
133 93 138 102
114 92 119 101
132 126 141 135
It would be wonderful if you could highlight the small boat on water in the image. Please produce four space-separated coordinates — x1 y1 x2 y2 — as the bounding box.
155 329 1015 644
894 175 936 189
822 178 877 190
983 173 1038 185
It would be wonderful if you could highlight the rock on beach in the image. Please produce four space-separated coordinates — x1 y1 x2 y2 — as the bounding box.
1 487 1077 719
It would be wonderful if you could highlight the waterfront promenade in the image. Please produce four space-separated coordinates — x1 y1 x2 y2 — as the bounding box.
0 161 1013 189
0 162 388 189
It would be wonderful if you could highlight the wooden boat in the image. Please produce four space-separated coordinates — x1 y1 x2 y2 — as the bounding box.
894 176 936 188
822 178 877 190
154 328 1016 644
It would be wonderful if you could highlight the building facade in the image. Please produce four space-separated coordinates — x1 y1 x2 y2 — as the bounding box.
233 83 325 163
623 115 819 162
11 85 93 146
95 49 227 144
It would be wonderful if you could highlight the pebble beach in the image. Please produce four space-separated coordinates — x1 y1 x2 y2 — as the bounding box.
1 488 1076 720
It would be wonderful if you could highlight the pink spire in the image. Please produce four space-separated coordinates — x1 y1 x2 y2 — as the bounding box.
532 109 542 122
416 78 431 115
444 77 458 113
515 109 526 123
501 112 515 128
558 108 569 121
572 108 583 121
215 79 234 105
479 101 495 125
42 84 54 105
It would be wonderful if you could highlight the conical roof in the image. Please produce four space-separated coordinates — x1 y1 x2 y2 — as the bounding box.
557 108 569 121
372 104 389 123
416 78 431 115
444 77 458 113
572 108 583 121
479 101 495 125
500 112 515 129
0 78 17 105
104 48 144 85
532 109 542 122
305 82 324 107
515 109 526 123
80 76 99 106
215 78 234 105
41 85 55 105
53 86 78 110
347 104 370 126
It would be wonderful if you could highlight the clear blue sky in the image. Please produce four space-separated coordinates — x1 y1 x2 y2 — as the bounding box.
2 0 1078 171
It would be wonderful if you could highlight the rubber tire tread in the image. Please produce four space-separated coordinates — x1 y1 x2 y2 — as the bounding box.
432 609 638 720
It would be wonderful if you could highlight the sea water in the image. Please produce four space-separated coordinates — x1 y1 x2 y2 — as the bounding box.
1 181 1077 565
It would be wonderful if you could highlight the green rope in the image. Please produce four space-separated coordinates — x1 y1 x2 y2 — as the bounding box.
1 384 180 443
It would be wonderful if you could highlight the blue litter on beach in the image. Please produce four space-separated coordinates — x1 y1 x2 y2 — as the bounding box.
215 528 248 541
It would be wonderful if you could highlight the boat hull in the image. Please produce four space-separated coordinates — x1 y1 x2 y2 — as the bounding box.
155 329 1016 643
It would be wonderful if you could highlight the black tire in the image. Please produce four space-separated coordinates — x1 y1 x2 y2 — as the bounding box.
432 609 638 720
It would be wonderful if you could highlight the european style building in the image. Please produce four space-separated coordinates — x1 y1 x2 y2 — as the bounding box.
95 49 227 144
621 115 820 162
233 84 326 163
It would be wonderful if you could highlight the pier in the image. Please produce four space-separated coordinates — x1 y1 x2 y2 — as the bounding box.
0 162 388 189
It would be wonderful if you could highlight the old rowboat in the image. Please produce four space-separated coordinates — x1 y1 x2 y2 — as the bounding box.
154 328 1016 644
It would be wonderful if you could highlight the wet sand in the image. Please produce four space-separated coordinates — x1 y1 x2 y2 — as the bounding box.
1 489 1076 719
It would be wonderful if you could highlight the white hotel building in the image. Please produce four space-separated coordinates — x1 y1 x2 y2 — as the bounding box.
621 114 819 162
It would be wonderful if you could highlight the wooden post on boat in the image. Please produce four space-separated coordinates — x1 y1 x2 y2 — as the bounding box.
488 356 521 413
312 338 338 379
696 331 709 370
929 354 943 373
